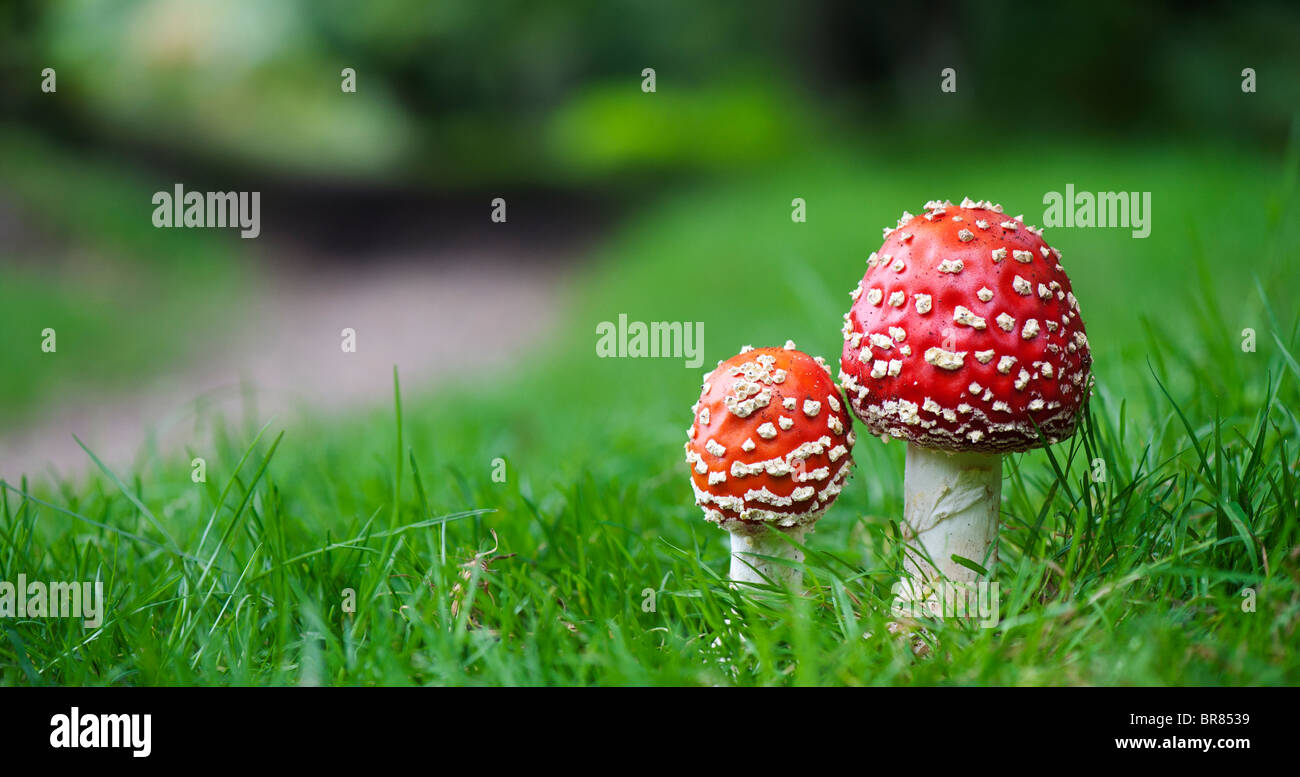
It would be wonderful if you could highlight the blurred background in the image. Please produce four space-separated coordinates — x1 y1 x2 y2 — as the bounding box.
1 0 1298 478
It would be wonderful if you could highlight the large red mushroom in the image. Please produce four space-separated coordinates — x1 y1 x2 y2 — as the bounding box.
839 198 1093 605
686 342 855 587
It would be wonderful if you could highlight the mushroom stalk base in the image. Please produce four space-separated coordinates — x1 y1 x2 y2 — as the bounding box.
897 445 1001 606
729 526 808 588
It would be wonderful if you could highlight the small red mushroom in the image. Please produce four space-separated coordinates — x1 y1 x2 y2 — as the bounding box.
685 342 855 586
839 199 1093 602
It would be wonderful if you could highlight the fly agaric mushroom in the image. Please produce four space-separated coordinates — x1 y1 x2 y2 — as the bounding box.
685 342 855 587
839 198 1092 605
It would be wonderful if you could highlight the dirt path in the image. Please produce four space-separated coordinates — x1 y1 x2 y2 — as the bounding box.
0 253 569 481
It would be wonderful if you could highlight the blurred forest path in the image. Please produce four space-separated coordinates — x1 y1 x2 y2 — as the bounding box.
0 247 572 481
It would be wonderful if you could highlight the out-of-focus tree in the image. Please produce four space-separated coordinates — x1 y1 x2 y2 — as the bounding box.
1 0 1296 185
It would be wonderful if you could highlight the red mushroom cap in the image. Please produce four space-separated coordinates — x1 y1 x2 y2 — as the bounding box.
685 343 855 534
838 198 1093 454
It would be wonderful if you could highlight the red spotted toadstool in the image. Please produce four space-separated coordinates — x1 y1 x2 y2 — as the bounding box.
839 198 1093 604
685 342 856 587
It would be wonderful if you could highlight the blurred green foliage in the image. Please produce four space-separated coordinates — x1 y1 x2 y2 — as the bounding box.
545 79 807 177
3 0 1297 184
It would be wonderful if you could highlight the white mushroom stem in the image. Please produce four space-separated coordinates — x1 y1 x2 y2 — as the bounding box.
729 525 809 588
896 445 1001 606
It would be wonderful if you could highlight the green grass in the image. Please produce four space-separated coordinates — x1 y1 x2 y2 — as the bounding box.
2 135 1298 685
